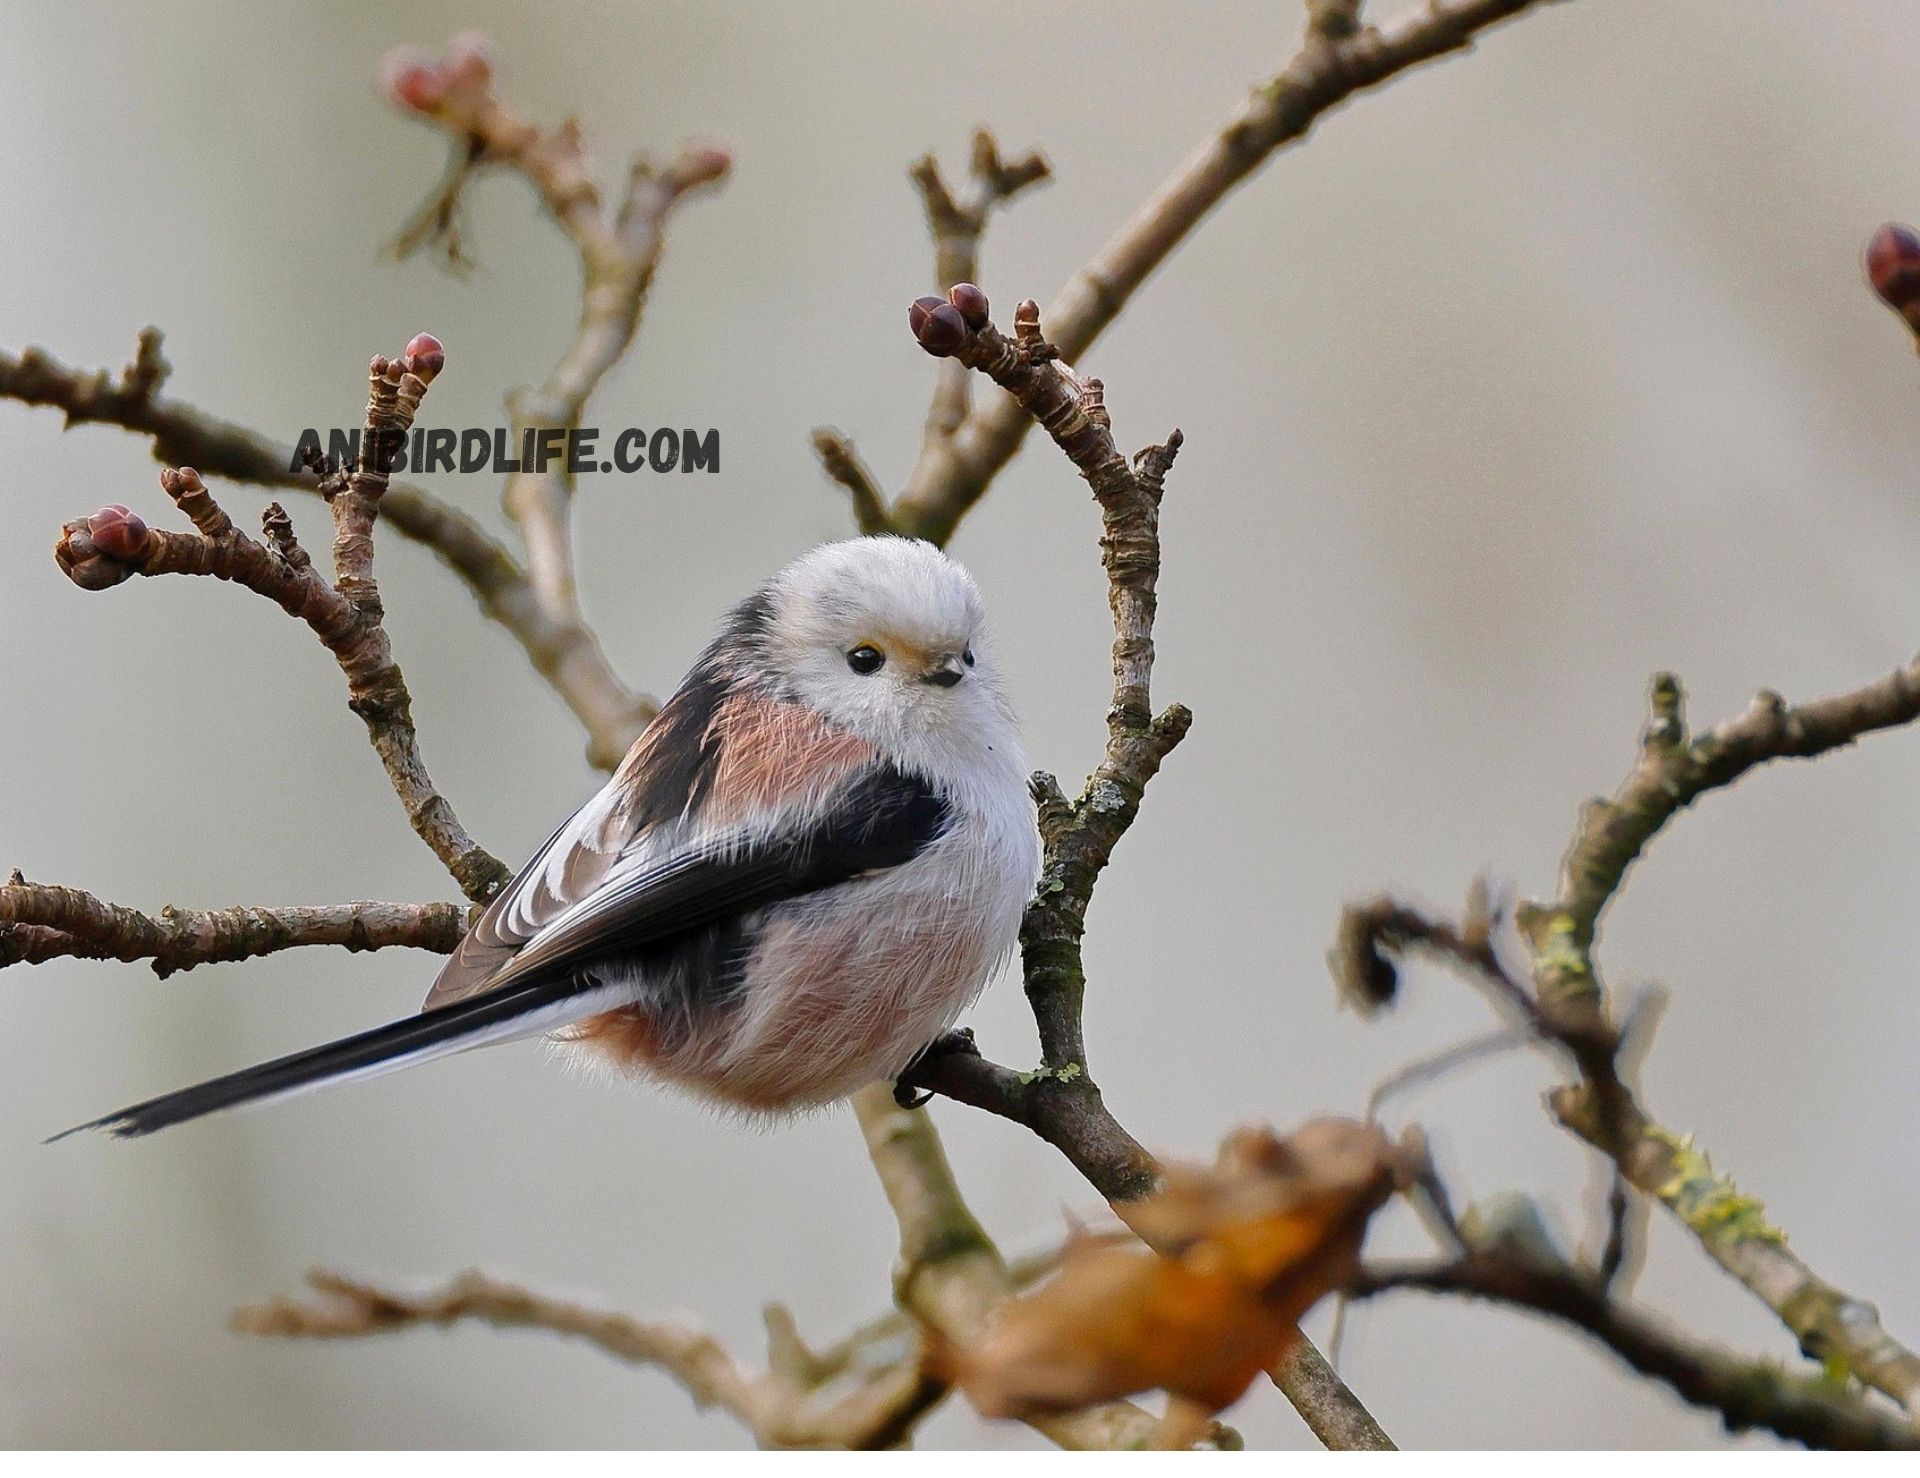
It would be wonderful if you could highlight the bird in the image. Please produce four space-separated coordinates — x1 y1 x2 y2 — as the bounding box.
60 536 1041 1138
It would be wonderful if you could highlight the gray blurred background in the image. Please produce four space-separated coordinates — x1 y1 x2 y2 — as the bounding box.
3 0 1918 1450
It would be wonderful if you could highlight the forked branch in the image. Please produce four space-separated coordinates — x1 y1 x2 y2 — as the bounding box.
884 0 1566 544
49 339 509 904
236 1269 940 1451
896 286 1185 1204
384 33 730 767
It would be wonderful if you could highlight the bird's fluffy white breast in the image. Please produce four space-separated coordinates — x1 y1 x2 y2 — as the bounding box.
696 753 1040 1106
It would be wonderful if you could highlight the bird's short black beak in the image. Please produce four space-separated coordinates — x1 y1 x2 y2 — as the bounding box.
921 657 965 688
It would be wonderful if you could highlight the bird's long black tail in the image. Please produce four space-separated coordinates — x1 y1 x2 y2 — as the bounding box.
52 975 603 1141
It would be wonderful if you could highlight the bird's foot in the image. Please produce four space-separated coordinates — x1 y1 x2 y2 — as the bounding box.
892 1027 979 1110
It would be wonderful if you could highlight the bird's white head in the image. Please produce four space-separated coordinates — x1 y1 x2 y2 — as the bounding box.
759 537 1020 776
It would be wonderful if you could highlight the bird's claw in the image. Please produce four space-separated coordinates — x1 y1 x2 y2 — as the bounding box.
893 1028 979 1110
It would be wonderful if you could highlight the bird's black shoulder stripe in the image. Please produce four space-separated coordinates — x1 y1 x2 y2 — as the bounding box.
788 764 951 884
628 671 723 831
593 767 948 1021
716 585 777 648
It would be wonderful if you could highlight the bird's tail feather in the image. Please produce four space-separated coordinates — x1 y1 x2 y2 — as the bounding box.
52 975 620 1141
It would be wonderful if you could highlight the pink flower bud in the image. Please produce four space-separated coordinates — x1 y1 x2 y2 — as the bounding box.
158 466 204 500
87 504 149 560
404 332 446 382
1865 223 1920 330
911 299 969 357
948 283 989 330
444 31 495 91
55 517 133 590
680 141 733 186
380 48 447 113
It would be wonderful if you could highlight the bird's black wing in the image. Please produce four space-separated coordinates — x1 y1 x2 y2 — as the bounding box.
479 762 951 994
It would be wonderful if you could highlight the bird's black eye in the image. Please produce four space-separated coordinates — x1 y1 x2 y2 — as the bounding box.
962 646 976 667
847 645 885 675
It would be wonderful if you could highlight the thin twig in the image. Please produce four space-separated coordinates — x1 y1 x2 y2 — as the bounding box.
885 0 1566 543
51 345 509 904
810 429 894 536
907 133 1050 465
384 37 729 768
811 130 1050 533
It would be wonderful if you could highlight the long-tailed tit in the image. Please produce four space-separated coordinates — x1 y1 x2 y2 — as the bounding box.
63 537 1040 1137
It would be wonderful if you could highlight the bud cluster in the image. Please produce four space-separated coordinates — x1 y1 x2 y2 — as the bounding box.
910 282 991 358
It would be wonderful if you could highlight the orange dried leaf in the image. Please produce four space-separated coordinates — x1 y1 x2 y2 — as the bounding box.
950 1117 1417 1423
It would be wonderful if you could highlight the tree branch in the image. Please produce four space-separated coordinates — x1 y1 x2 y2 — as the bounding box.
50 342 510 904
812 127 1047 535
1521 669 1920 1019
895 285 1389 1448
1548 1080 1920 1413
0 874 463 977
1527 674 1920 1412
1352 1254 1920 1451
898 288 1185 1204
234 1268 939 1451
0 335 643 750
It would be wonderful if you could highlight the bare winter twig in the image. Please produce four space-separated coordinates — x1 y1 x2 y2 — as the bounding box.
1334 879 1920 1418
49 341 509 904
1525 668 1920 1412
896 287 1185 1202
812 128 1049 534
882 0 1565 544
0 335 631 741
